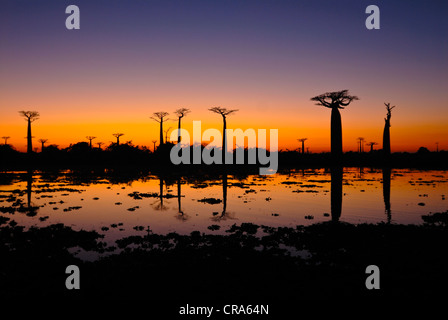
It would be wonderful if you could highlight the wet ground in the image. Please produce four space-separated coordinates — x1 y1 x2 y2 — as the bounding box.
1 168 447 303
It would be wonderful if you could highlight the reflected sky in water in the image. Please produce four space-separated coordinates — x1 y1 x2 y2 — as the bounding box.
1 168 447 246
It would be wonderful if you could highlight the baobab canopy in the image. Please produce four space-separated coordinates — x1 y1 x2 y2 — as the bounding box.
311 90 359 109
310 90 359 160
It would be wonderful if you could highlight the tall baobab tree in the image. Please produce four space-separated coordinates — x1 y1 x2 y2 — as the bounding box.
86 136 96 148
436 142 439 153
19 111 40 154
2 136 10 145
150 112 169 146
112 133 124 145
152 140 157 152
311 90 358 161
297 138 308 155
357 137 365 153
383 103 395 157
174 108 191 144
367 142 378 152
96 142 104 150
38 139 48 152
209 106 238 164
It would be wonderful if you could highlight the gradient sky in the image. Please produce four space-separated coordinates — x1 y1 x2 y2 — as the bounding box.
1 0 447 152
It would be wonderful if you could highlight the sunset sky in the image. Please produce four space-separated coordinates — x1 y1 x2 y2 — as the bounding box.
1 0 447 152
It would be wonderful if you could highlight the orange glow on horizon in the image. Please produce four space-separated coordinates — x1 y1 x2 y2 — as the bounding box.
2 106 447 153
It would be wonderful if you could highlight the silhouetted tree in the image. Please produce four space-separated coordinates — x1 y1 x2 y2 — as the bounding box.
86 136 96 148
151 112 169 146
19 111 40 154
367 142 378 152
383 103 395 157
174 108 191 143
67 142 91 154
164 127 172 144
38 139 48 152
298 138 307 154
152 140 157 152
311 90 358 161
417 146 430 154
96 142 104 149
44 144 60 154
357 137 365 153
209 106 238 164
112 133 124 145
2 136 10 145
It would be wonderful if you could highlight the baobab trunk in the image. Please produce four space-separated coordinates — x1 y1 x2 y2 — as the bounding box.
383 120 391 156
178 118 181 143
160 120 164 145
222 116 227 164
27 118 32 154
331 107 343 160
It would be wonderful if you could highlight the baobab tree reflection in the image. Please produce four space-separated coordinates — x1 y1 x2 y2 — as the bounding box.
330 167 343 222
175 178 189 221
151 176 169 211
382 167 392 223
211 173 236 222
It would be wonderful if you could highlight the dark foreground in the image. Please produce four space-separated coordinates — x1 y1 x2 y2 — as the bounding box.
1 211 448 312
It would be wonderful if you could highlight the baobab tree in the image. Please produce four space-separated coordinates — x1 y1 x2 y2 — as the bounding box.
152 140 157 152
19 111 40 154
311 90 358 161
86 136 96 148
174 108 191 144
112 133 124 145
96 142 104 150
164 127 172 144
38 139 48 152
383 103 395 157
150 112 169 146
357 137 365 153
297 138 307 155
367 142 378 152
1 136 10 145
209 106 238 164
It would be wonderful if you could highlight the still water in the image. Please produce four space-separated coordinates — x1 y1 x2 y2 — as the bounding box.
1 168 447 246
